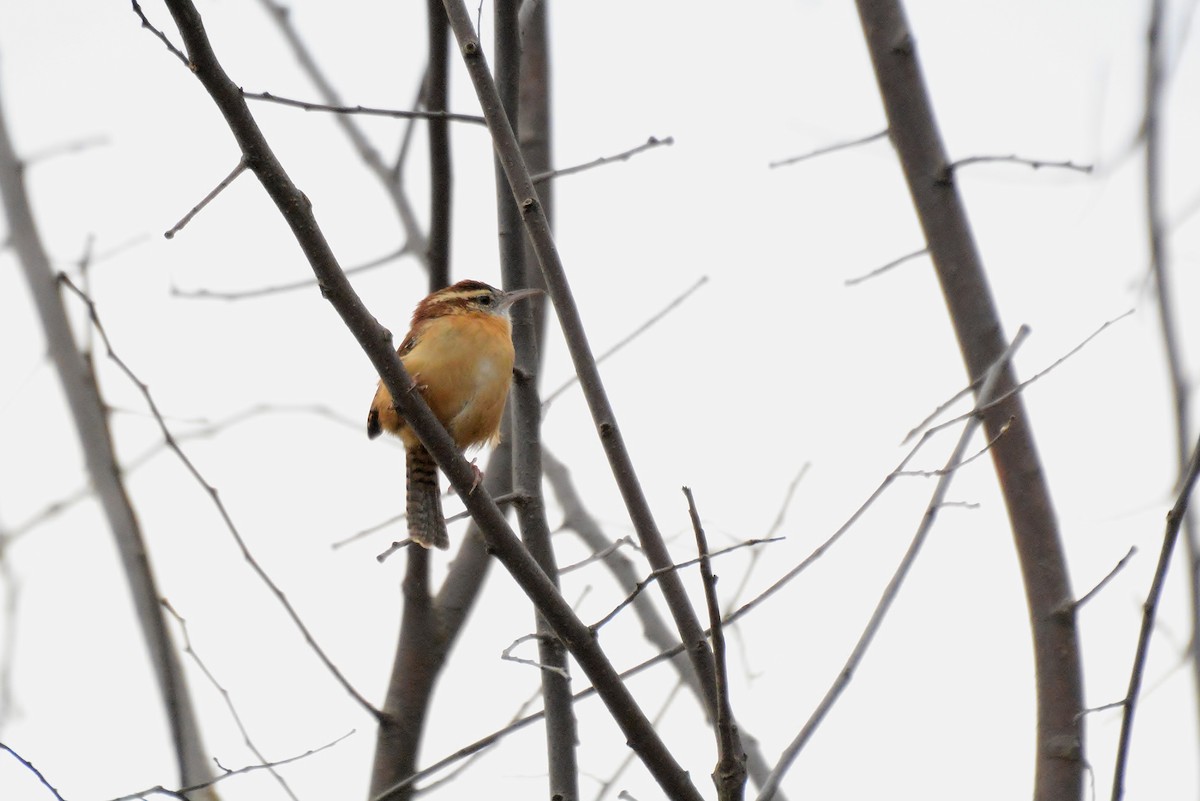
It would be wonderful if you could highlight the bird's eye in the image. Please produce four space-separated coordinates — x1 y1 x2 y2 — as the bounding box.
478 295 494 306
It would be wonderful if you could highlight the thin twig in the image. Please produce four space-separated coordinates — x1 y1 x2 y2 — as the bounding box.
558 535 637 575
24 135 110 164
131 0 189 65
589 537 783 633
172 245 409 300
243 90 487 126
895 418 1013 477
162 599 299 800
0 743 67 801
542 275 709 409
904 309 1134 445
532 136 674 184
756 328 1028 801
1111 440 1200 797
107 731 354 801
685 488 746 801
163 159 247 239
769 129 888 169
949 154 1094 174
844 247 927 287
58 275 383 721
500 633 572 681
1072 547 1137 611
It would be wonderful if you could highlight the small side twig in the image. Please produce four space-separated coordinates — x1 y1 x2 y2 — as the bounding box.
532 135 674 184
172 245 408 301
163 159 248 239
684 487 746 801
542 275 708 409
243 90 487 126
589 537 783 633
948 154 1094 174
1071 547 1137 612
500 633 571 681
844 247 928 287
769 129 888 169
131 0 189 66
162 599 299 800
106 731 354 801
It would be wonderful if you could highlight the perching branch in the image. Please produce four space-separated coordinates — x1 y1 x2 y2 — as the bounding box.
150 4 703 799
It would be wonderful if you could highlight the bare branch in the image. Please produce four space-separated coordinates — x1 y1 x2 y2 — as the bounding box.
844 247 927 287
1072 547 1137 612
949 154 1094 174
439 8 720 791
171 245 409 301
107 731 354 801
589 537 783 634
24 135 110 164
162 600 299 800
756 328 1027 801
769 129 888 169
243 90 486 125
254 0 429 267
1136 0 1200 772
501 634 571 681
542 275 708 409
131 0 189 66
0 743 67 801
58 275 383 722
904 309 1133 445
163 159 247 239
532 135 674 184
685 488 746 801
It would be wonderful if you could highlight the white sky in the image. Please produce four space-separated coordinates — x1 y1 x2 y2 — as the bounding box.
1 1 1198 800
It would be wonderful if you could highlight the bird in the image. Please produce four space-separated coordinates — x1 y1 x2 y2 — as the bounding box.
367 279 541 549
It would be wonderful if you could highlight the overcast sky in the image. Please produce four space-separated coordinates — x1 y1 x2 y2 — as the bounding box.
1 2 1199 800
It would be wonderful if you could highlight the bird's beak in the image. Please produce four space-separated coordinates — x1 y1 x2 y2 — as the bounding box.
498 287 544 310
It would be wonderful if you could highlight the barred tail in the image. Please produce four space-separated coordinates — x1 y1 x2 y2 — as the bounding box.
406 445 449 550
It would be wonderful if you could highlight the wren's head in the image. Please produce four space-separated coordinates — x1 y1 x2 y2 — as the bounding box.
411 279 542 324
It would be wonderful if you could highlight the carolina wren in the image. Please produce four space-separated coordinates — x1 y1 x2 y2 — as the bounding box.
367 279 540 549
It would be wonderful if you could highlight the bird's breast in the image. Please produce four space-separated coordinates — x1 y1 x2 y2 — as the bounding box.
403 313 516 449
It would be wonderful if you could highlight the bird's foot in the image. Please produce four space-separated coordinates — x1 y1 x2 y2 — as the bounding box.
469 459 484 494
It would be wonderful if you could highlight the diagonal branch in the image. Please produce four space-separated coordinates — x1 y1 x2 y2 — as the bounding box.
151 4 702 799
439 0 724 732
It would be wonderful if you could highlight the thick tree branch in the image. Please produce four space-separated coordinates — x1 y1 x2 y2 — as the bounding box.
854 3 1084 799
492 3 578 799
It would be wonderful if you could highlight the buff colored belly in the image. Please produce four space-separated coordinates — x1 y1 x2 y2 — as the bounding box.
400 313 515 450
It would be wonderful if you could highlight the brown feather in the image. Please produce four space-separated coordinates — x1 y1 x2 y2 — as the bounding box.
406 445 448 549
